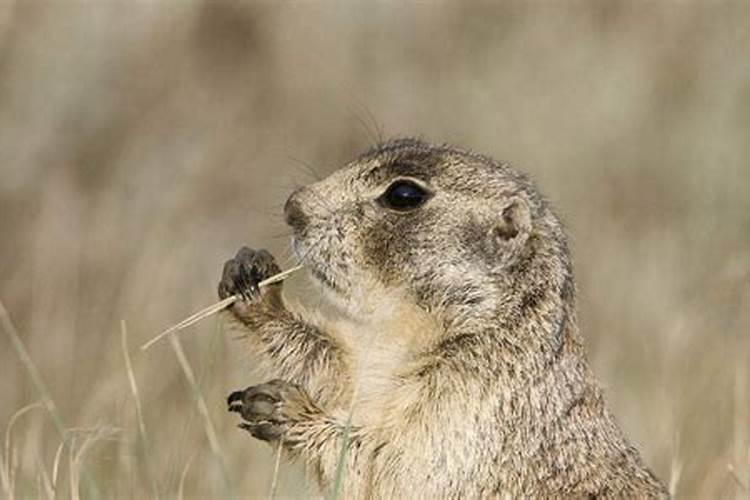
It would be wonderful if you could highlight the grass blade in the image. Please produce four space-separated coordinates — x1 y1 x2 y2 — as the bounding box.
141 265 303 351
268 440 283 500
0 299 65 435
120 320 160 498
168 333 231 496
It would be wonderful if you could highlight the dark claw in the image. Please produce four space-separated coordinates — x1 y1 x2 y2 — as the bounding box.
242 282 260 302
228 390 244 406
237 264 256 301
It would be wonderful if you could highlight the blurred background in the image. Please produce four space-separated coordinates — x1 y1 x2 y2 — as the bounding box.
1 1 748 498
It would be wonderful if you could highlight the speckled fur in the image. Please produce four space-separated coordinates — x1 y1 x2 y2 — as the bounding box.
219 138 668 498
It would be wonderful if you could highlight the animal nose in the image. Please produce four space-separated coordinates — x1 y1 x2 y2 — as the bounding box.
284 187 309 231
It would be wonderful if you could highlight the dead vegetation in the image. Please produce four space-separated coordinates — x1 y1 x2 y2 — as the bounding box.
0 1 749 497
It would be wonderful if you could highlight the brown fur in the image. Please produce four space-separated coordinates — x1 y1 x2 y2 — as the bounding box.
219 138 668 498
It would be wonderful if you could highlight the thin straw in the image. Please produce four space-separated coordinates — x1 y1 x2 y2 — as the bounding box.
140 265 303 351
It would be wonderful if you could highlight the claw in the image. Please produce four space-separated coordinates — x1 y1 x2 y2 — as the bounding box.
227 390 244 406
240 285 259 303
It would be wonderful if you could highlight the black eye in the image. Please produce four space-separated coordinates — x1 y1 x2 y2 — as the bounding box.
379 180 431 211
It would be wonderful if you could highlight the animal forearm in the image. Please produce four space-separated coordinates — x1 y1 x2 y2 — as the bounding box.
231 304 349 404
218 247 349 404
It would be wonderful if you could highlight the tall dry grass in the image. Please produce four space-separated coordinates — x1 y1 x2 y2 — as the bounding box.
1 1 749 497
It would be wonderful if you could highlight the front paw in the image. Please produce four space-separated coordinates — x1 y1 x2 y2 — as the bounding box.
218 247 282 317
227 379 310 442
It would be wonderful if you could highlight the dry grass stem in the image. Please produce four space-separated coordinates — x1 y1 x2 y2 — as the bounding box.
667 430 683 497
177 452 196 500
51 438 66 492
4 402 43 476
268 440 283 500
168 335 223 457
3 401 43 497
167 334 231 494
68 428 120 500
0 453 8 497
728 463 749 492
0 300 99 497
68 436 76 500
0 300 65 435
121 321 148 442
35 454 54 500
121 319 160 498
668 455 683 496
141 264 304 351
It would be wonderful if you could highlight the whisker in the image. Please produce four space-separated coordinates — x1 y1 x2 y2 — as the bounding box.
346 104 380 148
287 155 324 182
354 99 385 144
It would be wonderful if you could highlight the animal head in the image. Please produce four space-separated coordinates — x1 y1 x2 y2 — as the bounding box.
285 138 570 323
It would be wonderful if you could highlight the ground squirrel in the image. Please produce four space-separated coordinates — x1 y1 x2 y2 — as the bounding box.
218 138 668 498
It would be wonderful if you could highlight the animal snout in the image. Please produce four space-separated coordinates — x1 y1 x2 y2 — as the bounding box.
284 187 309 231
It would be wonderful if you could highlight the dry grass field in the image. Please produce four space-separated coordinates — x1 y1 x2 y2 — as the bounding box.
1 1 749 498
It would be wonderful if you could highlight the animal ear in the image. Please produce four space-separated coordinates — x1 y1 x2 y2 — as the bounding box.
494 197 531 242
486 197 532 266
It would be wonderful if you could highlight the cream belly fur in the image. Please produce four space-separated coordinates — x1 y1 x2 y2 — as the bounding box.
325 294 438 425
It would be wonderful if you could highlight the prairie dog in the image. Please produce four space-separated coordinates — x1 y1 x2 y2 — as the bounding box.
219 138 667 498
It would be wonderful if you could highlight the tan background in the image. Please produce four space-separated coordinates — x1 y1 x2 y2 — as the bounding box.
1 1 749 497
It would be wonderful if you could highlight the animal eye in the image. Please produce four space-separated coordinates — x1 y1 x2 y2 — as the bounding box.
379 180 431 211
